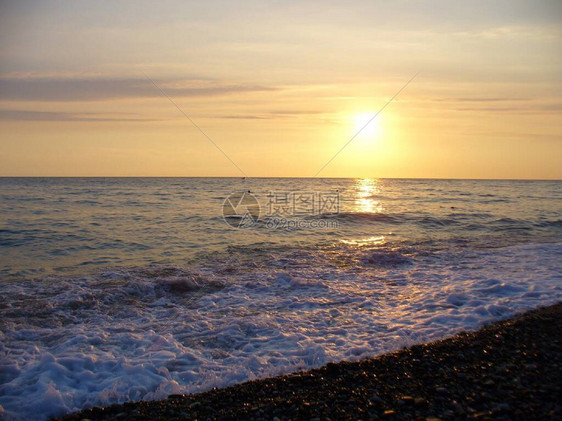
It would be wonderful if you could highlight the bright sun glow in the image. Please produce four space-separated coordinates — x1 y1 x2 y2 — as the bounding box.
353 112 381 138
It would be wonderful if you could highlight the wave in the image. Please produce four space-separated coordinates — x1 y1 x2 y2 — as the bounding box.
535 219 562 228
1 243 561 420
312 212 403 224
360 249 413 267
488 217 534 231
308 212 482 229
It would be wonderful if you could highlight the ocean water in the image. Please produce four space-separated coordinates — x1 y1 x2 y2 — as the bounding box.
0 177 561 420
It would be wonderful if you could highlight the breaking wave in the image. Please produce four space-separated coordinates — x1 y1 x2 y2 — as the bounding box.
1 242 561 420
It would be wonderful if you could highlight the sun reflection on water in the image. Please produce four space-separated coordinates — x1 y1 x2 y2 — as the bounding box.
339 179 386 248
340 235 386 247
355 178 383 214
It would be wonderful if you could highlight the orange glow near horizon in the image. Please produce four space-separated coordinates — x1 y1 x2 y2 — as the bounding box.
0 2 561 178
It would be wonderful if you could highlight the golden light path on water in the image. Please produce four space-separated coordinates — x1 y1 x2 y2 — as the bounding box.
340 236 386 247
340 178 387 247
355 178 383 214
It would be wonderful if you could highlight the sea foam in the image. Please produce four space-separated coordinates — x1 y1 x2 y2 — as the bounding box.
1 242 561 420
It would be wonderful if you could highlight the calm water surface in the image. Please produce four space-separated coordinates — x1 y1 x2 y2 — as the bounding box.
1 177 560 278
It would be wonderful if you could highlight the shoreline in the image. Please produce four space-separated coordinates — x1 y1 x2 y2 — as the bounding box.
59 303 562 420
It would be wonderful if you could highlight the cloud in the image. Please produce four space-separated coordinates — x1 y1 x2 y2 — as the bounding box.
450 25 560 40
541 103 562 111
219 110 326 119
219 115 270 120
1 107 327 123
452 104 562 114
434 97 531 102
0 109 154 122
453 107 528 112
432 97 562 114
0 76 277 101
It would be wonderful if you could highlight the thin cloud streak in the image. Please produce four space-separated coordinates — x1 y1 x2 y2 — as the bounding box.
0 76 277 102
0 109 154 122
219 115 270 120
219 110 326 120
453 106 562 114
434 97 532 102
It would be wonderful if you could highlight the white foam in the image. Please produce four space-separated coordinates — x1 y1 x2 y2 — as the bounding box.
1 242 561 420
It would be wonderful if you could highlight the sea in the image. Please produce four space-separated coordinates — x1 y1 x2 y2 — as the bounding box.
1 177 561 420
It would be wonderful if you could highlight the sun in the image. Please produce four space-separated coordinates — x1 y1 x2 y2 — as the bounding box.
353 112 382 138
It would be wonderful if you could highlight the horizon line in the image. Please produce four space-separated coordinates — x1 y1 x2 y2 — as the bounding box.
1 176 561 181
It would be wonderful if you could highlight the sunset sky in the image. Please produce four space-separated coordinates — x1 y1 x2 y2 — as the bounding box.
1 0 561 178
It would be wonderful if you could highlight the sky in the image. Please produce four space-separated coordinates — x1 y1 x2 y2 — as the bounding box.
0 0 561 178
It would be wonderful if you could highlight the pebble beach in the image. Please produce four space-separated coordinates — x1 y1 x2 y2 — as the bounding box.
59 302 562 421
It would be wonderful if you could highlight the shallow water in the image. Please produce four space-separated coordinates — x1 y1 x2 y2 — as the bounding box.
1 178 561 420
